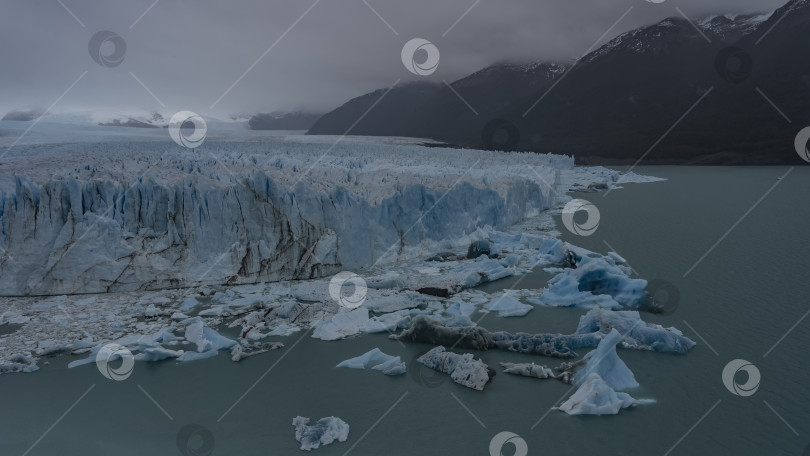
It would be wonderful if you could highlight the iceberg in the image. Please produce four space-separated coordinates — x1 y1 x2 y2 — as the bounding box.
311 307 369 341
134 347 184 362
336 348 406 376
558 373 646 416
482 293 533 317
416 346 494 391
500 362 558 379
292 416 350 451
392 316 493 351
539 254 646 310
575 308 696 354
571 329 638 390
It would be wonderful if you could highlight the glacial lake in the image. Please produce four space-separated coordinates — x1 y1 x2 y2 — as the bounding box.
0 166 807 455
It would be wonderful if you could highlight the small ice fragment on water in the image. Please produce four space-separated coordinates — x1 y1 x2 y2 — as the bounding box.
292 416 349 451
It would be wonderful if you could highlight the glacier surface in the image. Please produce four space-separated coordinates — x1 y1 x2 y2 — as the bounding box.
0 139 565 296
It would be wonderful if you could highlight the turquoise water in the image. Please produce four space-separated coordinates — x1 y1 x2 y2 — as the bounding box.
1 166 808 455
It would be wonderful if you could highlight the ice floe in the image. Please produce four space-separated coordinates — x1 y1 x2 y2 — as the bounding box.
558 373 649 416
416 346 494 390
336 348 406 376
292 416 350 451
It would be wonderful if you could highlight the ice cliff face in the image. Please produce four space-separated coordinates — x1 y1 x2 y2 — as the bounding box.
0 139 567 296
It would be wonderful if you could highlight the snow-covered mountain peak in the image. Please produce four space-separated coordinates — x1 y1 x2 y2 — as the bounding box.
697 12 773 41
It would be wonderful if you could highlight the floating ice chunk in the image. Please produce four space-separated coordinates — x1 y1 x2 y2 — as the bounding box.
266 323 301 337
178 349 218 362
575 308 696 354
184 320 208 351
392 316 492 351
440 314 476 327
336 348 406 375
483 293 533 317
292 416 349 451
202 327 237 351
616 172 666 184
312 307 369 341
558 373 645 416
573 329 638 390
364 271 408 289
179 297 199 312
0 354 39 373
170 312 190 320
363 291 426 313
540 255 646 309
183 318 237 352
231 341 284 361
487 331 596 358
361 310 410 334
536 238 568 264
500 362 558 379
416 346 494 391
134 347 184 362
198 305 227 317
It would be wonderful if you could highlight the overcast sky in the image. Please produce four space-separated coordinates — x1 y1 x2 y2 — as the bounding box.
0 0 788 119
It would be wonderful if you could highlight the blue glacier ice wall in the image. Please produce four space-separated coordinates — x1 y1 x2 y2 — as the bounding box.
0 165 559 295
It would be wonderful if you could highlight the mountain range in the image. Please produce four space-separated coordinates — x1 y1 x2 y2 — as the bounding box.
309 0 810 165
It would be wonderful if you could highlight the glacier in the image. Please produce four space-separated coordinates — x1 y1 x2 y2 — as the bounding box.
0 131 687 421
0 139 565 296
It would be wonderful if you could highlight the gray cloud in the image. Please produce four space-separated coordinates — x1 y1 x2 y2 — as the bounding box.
0 0 788 118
